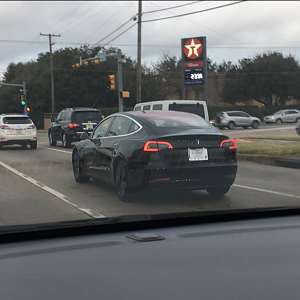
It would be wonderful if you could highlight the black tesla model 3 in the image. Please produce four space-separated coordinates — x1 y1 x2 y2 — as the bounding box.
72 111 237 201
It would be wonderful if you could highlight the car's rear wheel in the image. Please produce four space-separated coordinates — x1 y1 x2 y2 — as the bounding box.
228 122 235 130
252 121 259 129
206 186 230 196
72 151 90 183
115 160 134 202
30 141 37 149
276 119 282 124
49 131 57 146
296 118 300 123
62 132 71 148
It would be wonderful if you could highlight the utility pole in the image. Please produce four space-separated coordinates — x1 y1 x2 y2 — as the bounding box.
40 33 61 118
136 0 142 103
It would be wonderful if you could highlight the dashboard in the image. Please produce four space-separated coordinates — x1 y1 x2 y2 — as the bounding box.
1 212 300 300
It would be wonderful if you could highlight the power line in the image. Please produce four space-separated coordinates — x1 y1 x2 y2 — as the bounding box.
144 0 262 51
59 2 103 35
102 23 137 47
61 1 116 36
143 1 203 14
81 1 133 44
142 1 247 23
41 2 88 32
94 18 137 46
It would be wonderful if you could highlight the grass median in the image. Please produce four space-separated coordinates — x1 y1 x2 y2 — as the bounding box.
241 136 300 142
237 142 300 155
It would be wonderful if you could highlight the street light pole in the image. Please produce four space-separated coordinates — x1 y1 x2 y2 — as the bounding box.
40 33 61 119
136 0 142 103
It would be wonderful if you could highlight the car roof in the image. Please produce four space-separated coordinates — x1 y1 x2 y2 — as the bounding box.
63 107 100 112
1 114 29 117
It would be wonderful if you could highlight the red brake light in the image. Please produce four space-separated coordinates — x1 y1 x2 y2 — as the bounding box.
27 125 36 129
143 141 173 152
69 123 80 128
222 116 226 119
0 125 10 129
220 139 236 149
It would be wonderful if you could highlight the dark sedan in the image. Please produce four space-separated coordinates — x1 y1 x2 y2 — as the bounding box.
72 111 237 201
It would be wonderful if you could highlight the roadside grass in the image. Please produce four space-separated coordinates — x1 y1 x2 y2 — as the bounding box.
241 136 300 142
237 143 300 155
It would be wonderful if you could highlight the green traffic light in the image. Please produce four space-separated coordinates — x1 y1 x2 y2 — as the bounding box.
21 100 25 105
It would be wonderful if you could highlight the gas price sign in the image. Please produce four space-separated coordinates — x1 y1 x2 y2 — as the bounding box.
184 68 204 85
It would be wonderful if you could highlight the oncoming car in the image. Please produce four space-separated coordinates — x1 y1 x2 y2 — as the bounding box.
264 109 300 124
72 111 237 201
0 113 37 149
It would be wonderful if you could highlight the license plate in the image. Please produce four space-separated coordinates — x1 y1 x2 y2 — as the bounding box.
86 124 93 130
188 148 208 161
16 130 22 134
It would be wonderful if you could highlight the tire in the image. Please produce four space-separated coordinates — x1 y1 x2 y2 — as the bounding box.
276 119 282 124
252 121 259 129
30 141 37 149
49 131 57 146
115 160 134 202
72 151 90 183
219 126 224 130
62 132 71 148
228 122 235 130
206 186 230 196
296 118 300 124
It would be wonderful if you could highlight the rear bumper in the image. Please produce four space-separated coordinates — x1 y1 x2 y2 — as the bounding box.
128 163 237 192
0 138 37 145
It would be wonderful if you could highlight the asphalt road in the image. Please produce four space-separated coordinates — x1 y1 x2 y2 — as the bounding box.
0 126 299 226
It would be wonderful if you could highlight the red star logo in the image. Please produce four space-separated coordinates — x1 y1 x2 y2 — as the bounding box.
184 38 202 59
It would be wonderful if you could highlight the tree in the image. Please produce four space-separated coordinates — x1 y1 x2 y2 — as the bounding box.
220 52 300 106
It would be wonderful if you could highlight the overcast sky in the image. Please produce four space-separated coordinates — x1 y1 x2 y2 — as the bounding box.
1 1 300 79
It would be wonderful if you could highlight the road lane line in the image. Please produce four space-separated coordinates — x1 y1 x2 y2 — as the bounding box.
38 146 71 154
0 161 106 219
233 184 300 200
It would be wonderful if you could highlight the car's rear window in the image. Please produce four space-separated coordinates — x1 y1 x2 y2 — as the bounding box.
143 112 210 128
168 103 205 118
71 111 102 122
2 117 32 124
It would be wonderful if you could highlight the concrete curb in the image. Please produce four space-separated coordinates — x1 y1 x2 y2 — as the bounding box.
237 154 300 169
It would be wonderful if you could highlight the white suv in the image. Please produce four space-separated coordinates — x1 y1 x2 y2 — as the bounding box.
0 114 37 149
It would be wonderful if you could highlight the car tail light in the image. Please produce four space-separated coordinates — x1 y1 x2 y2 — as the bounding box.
69 123 80 128
143 141 173 152
222 116 226 119
0 125 10 129
220 139 236 149
27 125 36 129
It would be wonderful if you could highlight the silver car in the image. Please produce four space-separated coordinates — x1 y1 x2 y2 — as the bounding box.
264 109 300 124
214 111 261 130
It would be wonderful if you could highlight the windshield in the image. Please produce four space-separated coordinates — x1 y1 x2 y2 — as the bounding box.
274 110 284 115
0 1 299 234
71 111 102 122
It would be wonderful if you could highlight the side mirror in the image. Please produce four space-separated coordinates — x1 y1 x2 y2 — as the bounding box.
80 133 90 140
91 138 101 145
51 117 56 122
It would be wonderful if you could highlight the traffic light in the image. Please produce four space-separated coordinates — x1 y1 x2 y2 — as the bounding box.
82 61 89 67
108 75 116 90
26 107 30 112
91 59 100 65
121 91 130 98
72 63 80 69
21 95 25 105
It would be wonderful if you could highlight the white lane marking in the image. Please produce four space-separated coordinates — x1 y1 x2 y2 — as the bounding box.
0 161 106 219
233 184 300 200
38 146 72 154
